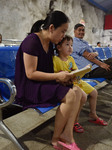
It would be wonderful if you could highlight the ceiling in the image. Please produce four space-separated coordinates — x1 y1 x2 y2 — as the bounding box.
87 0 112 13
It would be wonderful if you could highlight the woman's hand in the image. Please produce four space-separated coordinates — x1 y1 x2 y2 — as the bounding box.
56 71 74 85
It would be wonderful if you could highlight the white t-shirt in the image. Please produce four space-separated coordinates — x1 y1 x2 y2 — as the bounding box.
0 43 5 46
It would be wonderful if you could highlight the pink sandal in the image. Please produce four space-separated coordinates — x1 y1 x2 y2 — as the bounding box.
53 145 61 150
73 123 84 133
57 141 80 150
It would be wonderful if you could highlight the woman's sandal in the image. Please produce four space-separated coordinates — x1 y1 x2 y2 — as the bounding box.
57 141 80 150
53 145 61 150
73 123 84 133
88 118 108 126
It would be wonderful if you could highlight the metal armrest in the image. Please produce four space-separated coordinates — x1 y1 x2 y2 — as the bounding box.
0 78 16 109
0 78 24 150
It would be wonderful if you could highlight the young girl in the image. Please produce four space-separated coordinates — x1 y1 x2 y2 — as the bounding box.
15 11 81 150
53 35 107 133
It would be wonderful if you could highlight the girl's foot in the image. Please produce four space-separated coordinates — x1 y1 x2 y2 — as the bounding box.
73 123 84 133
89 112 98 120
88 117 108 126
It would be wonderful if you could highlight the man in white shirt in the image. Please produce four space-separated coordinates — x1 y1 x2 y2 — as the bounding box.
97 42 101 47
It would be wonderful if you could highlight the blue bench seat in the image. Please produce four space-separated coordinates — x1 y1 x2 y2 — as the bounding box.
0 46 108 115
84 80 97 87
36 103 60 114
103 47 112 59
82 77 106 83
94 47 106 60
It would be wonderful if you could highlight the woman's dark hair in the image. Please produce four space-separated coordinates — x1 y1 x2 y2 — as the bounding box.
55 35 73 54
29 10 69 34
74 23 84 30
30 20 44 33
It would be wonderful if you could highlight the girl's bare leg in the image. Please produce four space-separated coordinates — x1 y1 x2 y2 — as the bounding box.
52 87 81 146
88 89 98 120
75 88 87 123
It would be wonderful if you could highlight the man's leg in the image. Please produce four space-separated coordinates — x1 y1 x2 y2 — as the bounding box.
85 66 112 80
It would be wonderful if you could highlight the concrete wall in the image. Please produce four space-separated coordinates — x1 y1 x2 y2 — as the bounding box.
0 0 105 45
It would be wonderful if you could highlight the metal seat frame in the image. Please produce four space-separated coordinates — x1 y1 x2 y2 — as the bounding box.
0 78 24 150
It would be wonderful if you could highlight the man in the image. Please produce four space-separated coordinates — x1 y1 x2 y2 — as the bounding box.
97 42 101 47
71 23 112 81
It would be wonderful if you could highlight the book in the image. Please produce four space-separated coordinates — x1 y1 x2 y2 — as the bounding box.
70 64 92 79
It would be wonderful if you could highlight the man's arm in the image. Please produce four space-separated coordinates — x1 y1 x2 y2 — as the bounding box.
84 51 98 59
87 52 98 59
83 50 111 71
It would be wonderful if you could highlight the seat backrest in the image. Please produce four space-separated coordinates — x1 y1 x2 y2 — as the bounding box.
0 46 19 101
94 47 106 60
110 47 112 55
0 82 10 101
0 46 19 79
103 47 112 59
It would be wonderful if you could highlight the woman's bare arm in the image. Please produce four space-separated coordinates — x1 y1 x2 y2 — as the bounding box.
23 53 73 82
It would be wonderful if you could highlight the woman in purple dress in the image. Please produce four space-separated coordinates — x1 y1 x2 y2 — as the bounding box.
15 11 82 150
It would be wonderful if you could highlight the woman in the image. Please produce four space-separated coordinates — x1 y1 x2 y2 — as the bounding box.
15 11 81 150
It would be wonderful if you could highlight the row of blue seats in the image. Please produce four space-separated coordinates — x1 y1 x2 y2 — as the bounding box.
94 47 112 60
83 47 112 89
0 46 108 114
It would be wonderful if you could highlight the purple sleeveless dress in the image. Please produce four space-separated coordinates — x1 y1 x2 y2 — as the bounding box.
15 33 71 109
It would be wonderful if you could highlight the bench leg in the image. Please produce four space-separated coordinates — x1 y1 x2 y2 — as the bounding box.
0 120 24 150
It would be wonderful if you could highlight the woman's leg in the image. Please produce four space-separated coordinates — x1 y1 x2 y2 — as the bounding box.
88 89 98 120
52 87 81 146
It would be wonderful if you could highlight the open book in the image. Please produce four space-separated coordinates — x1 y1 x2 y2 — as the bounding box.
70 64 92 79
